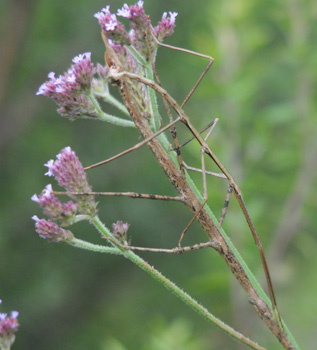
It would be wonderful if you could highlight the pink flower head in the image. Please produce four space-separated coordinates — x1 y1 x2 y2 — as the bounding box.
32 216 74 242
0 300 19 348
112 220 129 242
153 11 178 40
42 147 97 216
46 147 91 192
36 53 97 120
71 52 95 86
94 6 118 31
37 53 94 97
31 184 78 225
94 6 130 45
117 1 145 21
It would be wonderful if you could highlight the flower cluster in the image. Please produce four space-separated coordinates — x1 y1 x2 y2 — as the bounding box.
37 2 178 124
153 11 178 41
94 6 130 45
0 300 19 349
32 216 74 243
37 53 97 120
94 2 177 59
31 184 78 226
32 147 97 242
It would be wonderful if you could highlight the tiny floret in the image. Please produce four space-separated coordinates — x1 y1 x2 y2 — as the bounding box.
117 4 130 18
10 312 19 319
31 194 40 203
32 215 40 222
44 159 55 176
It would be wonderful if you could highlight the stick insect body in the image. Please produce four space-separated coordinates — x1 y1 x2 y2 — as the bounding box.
59 30 285 334
112 68 281 323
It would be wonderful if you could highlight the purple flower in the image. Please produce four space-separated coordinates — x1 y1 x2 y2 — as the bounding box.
32 216 74 242
94 6 130 45
36 53 97 120
45 147 90 192
95 2 177 61
43 147 97 216
116 1 149 56
117 1 145 21
31 184 78 225
117 4 130 18
112 220 129 242
0 301 19 348
153 11 178 41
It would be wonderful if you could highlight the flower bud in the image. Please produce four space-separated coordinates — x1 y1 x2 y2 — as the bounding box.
112 220 129 243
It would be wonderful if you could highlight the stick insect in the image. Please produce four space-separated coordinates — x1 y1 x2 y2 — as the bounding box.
56 28 289 341
104 29 283 325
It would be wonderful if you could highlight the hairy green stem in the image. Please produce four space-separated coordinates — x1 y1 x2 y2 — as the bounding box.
70 237 121 255
89 91 135 127
86 215 266 350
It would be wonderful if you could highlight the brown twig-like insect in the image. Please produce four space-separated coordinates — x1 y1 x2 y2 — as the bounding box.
56 29 296 349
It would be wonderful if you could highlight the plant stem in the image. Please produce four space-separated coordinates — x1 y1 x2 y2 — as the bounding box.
89 91 135 127
70 237 121 255
89 216 266 350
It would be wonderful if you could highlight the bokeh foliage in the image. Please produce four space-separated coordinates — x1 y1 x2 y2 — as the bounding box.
0 0 316 349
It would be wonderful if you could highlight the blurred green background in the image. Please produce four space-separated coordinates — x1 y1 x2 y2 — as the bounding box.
1 0 316 349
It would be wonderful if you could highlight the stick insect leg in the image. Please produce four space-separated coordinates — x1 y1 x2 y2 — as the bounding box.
182 162 226 179
173 119 217 151
102 199 211 255
53 191 184 202
199 118 220 200
105 234 213 254
178 198 207 249
217 183 233 229
201 118 234 229
151 32 214 108
84 116 182 171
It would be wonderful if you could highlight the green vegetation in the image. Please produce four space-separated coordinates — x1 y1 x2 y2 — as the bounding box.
0 0 316 349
